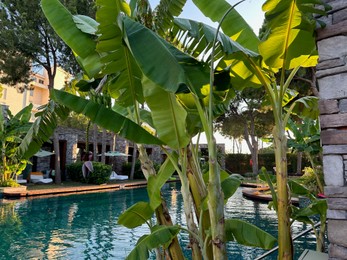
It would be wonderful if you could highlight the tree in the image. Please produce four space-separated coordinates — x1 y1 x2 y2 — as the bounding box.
216 87 274 174
0 0 95 184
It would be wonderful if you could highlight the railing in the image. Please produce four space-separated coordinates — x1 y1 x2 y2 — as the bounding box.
254 221 323 260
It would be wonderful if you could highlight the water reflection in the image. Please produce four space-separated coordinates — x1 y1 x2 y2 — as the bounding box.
0 184 316 260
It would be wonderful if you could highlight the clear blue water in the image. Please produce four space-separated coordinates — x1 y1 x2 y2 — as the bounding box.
0 183 317 259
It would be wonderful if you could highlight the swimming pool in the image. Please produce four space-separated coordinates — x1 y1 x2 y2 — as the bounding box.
0 183 316 259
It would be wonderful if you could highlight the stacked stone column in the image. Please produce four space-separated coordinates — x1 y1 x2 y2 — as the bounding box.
317 1 347 258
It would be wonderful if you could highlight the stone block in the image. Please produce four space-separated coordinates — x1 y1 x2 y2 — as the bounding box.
325 186 347 197
329 243 347 259
318 74 347 99
328 219 347 248
320 113 347 128
316 64 347 79
323 145 347 155
317 58 345 70
317 20 347 41
340 99 347 113
328 198 347 210
323 155 344 186
319 99 339 114
317 36 347 61
333 7 347 24
327 209 347 219
321 130 347 145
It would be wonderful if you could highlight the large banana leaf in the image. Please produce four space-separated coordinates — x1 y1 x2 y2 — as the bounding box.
118 201 154 228
41 0 101 77
192 0 259 52
142 77 190 149
259 0 328 69
95 0 144 106
17 101 70 159
147 152 178 210
51 89 163 145
225 219 277 249
171 18 263 89
126 225 181 260
153 0 187 36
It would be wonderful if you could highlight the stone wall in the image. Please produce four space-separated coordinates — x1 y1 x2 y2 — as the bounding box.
316 1 347 259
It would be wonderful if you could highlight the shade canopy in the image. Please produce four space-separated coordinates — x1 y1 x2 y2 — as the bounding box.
34 150 55 157
98 151 129 157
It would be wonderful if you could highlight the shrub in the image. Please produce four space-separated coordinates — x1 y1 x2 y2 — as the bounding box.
122 161 144 179
66 162 112 184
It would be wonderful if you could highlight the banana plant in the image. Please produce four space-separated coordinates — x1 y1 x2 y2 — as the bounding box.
0 104 33 187
41 0 278 259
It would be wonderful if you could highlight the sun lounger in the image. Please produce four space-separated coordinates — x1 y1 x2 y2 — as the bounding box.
110 171 128 181
30 172 53 184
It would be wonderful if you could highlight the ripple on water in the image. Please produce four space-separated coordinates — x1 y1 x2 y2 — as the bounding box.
0 185 319 260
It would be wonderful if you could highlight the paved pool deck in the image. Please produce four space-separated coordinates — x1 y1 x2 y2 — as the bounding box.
2 179 155 199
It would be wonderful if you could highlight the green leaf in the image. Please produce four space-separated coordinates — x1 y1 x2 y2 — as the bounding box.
142 77 190 149
148 152 178 210
51 89 164 145
73 15 99 35
41 0 96 58
225 219 277 249
259 167 278 212
96 0 144 106
126 225 181 260
221 175 241 202
122 16 188 93
259 0 324 69
290 96 319 119
192 0 259 52
118 202 154 228
153 0 187 36
18 101 70 159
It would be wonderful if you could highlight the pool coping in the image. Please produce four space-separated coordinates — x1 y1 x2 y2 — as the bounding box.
2 179 162 199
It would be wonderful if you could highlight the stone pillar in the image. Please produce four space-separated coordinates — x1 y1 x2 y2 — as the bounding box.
316 1 347 259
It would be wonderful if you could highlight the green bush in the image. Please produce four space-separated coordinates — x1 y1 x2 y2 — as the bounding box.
122 161 144 179
66 162 112 184
66 162 84 181
225 153 310 175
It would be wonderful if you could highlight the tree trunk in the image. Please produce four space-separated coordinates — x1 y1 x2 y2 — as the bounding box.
129 142 136 180
101 128 106 164
53 131 61 184
93 124 97 161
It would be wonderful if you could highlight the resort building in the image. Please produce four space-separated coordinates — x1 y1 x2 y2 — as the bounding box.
0 66 69 119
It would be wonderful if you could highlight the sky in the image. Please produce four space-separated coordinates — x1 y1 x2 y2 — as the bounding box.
149 0 267 153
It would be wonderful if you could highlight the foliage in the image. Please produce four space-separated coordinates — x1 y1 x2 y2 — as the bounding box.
66 162 84 181
122 161 144 179
40 0 330 259
67 161 111 184
0 0 96 86
298 167 324 196
0 105 33 187
225 153 309 175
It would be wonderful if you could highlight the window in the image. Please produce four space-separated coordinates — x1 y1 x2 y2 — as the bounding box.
39 79 44 84
30 89 34 96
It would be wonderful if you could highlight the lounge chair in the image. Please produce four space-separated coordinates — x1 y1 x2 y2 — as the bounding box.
16 175 27 184
30 172 53 184
110 171 128 181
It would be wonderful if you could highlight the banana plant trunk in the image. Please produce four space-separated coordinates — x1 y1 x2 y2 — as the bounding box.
273 125 293 259
137 145 185 260
207 138 226 259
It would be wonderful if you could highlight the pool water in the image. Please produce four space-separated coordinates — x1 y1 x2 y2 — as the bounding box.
0 183 317 259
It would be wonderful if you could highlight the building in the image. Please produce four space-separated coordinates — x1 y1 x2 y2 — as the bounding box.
0 66 69 119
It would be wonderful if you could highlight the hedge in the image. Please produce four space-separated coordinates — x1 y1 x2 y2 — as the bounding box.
66 162 112 184
225 153 310 175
